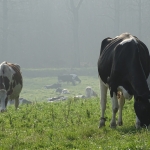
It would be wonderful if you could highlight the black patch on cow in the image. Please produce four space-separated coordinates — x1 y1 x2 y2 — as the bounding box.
0 76 5 90
7 63 23 86
7 82 13 95
98 33 150 127
134 99 150 127
58 74 80 86
3 76 10 91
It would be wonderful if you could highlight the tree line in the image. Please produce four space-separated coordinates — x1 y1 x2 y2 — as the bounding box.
0 0 150 68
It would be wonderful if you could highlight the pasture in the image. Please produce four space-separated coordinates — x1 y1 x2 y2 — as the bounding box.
0 75 150 149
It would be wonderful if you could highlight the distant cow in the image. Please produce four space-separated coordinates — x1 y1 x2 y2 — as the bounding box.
0 61 23 112
85 86 98 98
47 96 67 102
56 88 70 94
58 74 81 86
74 95 86 100
98 33 150 128
44 83 61 89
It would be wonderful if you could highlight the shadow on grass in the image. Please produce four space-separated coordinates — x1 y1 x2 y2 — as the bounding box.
116 125 149 135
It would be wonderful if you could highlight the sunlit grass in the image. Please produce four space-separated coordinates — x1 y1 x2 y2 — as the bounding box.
0 76 150 149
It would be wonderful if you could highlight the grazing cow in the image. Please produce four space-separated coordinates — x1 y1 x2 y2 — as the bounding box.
58 74 81 86
98 33 150 128
55 88 70 94
0 61 23 112
85 86 98 98
44 83 61 89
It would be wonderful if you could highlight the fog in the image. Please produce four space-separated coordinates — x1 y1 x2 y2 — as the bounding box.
0 0 150 68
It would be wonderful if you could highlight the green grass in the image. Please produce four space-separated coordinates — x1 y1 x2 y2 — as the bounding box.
0 76 150 150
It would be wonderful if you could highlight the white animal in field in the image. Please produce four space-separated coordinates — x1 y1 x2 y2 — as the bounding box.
85 86 98 98
74 95 86 99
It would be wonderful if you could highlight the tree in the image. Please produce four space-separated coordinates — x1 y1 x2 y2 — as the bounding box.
2 0 8 60
69 0 83 67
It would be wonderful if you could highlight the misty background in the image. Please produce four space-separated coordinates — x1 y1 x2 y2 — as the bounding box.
0 0 150 69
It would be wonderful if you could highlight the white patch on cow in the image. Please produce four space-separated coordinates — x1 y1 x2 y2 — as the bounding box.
118 86 132 100
0 62 15 81
120 37 137 45
0 90 7 111
61 89 70 94
99 77 108 127
135 116 141 129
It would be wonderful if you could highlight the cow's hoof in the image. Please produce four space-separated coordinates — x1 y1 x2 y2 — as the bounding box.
117 121 123 126
99 117 106 128
135 122 141 129
110 122 117 128
99 122 105 128
0 109 6 113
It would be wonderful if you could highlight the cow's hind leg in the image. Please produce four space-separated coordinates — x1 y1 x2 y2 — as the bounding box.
110 92 119 128
14 96 19 110
99 78 108 128
117 92 125 126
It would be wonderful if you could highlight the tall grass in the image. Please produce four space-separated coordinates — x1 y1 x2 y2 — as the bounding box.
0 76 150 149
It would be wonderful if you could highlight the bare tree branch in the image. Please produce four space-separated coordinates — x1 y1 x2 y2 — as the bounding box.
77 0 83 10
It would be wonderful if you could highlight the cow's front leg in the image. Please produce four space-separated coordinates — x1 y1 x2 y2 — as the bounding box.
14 96 19 110
0 90 7 112
117 92 125 126
110 92 118 128
99 78 108 128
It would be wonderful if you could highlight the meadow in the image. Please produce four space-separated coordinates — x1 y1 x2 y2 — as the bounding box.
0 75 150 150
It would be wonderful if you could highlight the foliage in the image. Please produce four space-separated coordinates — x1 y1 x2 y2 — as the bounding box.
1 76 150 149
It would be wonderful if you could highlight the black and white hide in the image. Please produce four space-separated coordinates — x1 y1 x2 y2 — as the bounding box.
0 61 23 112
97 33 150 128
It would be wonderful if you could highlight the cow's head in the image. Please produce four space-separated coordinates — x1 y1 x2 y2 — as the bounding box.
134 95 150 127
85 86 93 98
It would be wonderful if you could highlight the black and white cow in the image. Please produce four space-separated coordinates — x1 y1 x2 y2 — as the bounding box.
44 83 61 89
58 74 81 86
98 33 150 128
0 61 23 112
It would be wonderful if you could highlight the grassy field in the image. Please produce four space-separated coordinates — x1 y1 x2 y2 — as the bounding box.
0 76 150 150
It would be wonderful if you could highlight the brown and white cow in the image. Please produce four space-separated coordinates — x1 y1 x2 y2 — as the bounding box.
0 61 23 112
